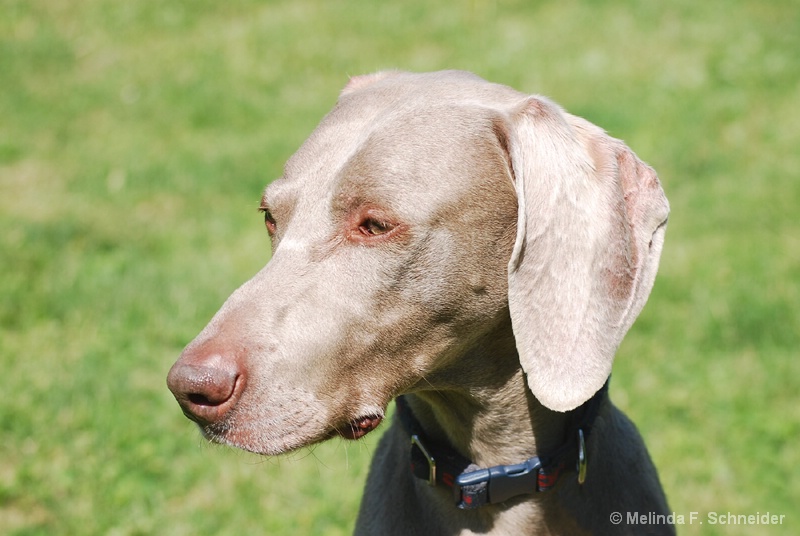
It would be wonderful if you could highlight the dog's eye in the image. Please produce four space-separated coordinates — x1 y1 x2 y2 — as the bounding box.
359 218 394 236
259 207 277 235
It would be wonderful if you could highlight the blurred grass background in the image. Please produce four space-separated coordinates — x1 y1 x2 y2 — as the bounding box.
1 0 798 534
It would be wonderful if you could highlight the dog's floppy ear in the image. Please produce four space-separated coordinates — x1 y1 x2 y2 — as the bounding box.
505 97 669 412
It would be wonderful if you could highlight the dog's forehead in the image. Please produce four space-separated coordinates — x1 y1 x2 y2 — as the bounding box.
272 72 523 208
334 109 507 207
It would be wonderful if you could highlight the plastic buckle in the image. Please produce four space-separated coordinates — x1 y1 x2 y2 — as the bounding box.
455 456 542 505
410 434 436 486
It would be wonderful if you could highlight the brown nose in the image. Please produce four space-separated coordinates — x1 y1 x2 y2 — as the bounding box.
167 352 241 426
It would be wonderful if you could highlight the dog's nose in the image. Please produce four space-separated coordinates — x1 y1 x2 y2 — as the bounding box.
167 353 241 426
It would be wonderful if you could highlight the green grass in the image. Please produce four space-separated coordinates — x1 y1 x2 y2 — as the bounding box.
2 0 798 534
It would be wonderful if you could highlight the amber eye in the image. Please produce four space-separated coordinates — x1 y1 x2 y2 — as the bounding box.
359 218 394 236
260 208 277 235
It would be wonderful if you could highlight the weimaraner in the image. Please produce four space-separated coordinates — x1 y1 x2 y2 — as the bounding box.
167 70 674 535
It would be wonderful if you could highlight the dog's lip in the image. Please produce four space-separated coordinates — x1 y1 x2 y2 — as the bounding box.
337 414 384 440
197 405 386 454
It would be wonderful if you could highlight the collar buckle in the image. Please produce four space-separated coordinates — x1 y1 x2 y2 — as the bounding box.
454 456 543 508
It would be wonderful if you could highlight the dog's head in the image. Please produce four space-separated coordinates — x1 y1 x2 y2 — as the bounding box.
167 70 668 454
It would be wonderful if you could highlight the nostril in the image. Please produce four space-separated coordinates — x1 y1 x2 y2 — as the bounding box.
188 392 214 406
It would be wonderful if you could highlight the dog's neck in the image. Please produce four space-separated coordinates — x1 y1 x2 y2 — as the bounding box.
383 323 620 534
405 323 571 469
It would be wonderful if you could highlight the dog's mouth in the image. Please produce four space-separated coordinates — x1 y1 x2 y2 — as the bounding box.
201 411 386 454
337 414 384 440
193 400 387 455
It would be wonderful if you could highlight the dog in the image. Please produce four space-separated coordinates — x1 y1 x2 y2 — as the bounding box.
167 70 673 535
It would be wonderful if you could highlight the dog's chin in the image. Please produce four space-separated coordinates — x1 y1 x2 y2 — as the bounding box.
196 422 322 456
196 412 385 455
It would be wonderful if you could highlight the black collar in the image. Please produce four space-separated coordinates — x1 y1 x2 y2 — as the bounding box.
395 378 609 509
